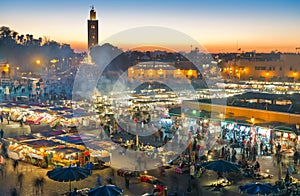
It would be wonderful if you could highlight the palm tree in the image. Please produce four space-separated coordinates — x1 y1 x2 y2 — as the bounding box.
38 37 43 46
29 34 33 44
26 34 30 45
18 34 24 44
0 26 11 38
12 31 18 42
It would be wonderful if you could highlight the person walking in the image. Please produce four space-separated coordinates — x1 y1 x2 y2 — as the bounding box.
39 177 45 195
17 172 24 189
125 174 130 189
0 163 5 178
13 160 19 173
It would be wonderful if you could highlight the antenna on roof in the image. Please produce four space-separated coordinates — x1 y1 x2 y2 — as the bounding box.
91 5 94 10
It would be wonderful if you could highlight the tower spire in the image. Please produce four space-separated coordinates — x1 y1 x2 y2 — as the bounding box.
87 6 99 63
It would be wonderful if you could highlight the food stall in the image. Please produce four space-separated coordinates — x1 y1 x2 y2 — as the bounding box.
50 147 83 167
7 143 26 160
34 129 67 138
20 139 63 168
85 140 113 168
25 112 45 125
5 135 36 160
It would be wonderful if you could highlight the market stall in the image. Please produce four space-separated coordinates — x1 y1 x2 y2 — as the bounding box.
50 146 83 167
20 139 63 168
89 150 111 168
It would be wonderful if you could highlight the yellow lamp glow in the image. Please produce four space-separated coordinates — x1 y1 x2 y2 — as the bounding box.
293 72 297 76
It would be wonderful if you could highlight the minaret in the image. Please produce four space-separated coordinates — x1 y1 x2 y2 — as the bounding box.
87 6 98 61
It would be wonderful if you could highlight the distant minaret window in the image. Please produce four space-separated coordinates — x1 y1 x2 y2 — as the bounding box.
91 25 95 29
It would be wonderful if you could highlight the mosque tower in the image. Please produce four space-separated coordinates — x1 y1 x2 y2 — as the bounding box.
87 6 98 60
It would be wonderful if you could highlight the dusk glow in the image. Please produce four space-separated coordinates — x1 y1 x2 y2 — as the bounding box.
1 0 300 52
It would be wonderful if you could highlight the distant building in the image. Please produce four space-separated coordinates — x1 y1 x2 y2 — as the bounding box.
221 54 300 82
87 6 99 53
127 61 197 82
0 61 13 86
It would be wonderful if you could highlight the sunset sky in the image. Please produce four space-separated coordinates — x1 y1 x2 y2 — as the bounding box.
1 0 300 53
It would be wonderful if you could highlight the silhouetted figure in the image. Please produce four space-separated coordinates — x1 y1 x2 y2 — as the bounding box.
33 177 45 195
285 168 290 183
125 174 130 189
254 161 260 172
6 113 10 125
13 160 18 173
0 129 4 138
71 188 78 196
96 174 102 186
0 163 5 178
10 188 17 196
17 172 24 189
0 114 3 124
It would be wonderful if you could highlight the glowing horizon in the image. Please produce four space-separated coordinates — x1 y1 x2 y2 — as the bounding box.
1 0 300 53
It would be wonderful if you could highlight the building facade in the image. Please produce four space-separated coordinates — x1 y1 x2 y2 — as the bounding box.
0 61 14 86
222 54 300 82
127 61 198 82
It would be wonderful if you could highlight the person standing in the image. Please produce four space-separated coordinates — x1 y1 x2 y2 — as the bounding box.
13 160 18 173
190 164 195 179
0 113 3 124
254 161 260 172
96 174 102 186
86 161 93 175
0 129 3 139
71 188 78 196
294 151 299 165
6 113 10 125
260 142 264 156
